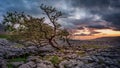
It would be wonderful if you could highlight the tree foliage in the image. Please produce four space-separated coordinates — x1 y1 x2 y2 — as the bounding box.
3 4 70 49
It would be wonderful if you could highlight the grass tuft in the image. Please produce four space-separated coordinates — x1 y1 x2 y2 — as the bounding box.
0 34 9 39
8 57 26 62
50 55 61 65
81 45 110 49
7 63 13 68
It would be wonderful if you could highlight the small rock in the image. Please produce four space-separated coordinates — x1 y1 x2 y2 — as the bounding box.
36 60 54 68
59 60 84 68
11 61 24 67
19 61 36 68
27 56 41 62
0 58 7 68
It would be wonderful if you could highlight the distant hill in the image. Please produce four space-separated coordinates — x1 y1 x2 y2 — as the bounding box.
69 36 120 46
92 36 120 42
0 24 5 34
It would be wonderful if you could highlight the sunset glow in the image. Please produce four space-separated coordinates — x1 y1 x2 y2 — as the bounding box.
0 0 120 40
71 28 120 40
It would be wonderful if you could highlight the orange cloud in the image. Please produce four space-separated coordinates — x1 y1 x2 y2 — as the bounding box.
71 28 120 40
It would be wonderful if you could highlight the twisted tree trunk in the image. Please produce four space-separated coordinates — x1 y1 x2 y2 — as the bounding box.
48 39 60 50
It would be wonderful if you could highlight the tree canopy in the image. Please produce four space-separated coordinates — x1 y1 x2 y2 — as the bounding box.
3 4 70 49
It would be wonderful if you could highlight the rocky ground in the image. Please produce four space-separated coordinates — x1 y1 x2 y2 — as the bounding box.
0 39 120 68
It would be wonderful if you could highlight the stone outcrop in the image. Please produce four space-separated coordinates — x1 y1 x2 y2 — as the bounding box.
0 58 7 68
0 39 120 68
58 46 120 68
19 56 54 68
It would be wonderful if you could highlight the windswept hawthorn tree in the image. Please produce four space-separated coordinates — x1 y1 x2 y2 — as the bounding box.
3 12 47 46
3 4 70 49
60 29 71 46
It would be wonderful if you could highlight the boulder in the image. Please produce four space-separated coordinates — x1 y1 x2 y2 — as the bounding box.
0 58 7 68
59 60 84 68
27 56 41 62
19 56 54 68
18 64 31 68
80 56 94 63
19 61 36 68
36 60 54 68
11 61 24 67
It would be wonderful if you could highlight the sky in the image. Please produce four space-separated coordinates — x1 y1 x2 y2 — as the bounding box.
0 0 120 40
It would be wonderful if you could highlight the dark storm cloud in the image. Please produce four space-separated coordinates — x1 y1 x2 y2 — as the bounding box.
0 0 120 31
74 33 89 36
77 27 84 30
64 0 120 30
86 25 110 29
90 31 101 35
70 0 120 10
0 0 41 22
0 0 43 16
0 0 61 19
0 0 70 22
74 31 101 36
70 0 110 8
103 13 120 30
69 0 110 15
